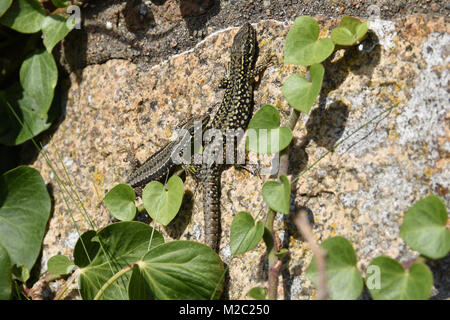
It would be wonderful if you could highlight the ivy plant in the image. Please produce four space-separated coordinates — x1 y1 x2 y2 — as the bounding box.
306 236 363 300
230 211 264 256
142 175 185 226
0 0 75 146
331 16 369 46
367 256 433 300
0 166 52 299
20 14 447 301
103 184 137 221
306 195 448 300
261 175 291 215
284 16 335 66
400 195 449 259
50 221 224 300
45 173 222 300
282 63 324 114
245 104 293 154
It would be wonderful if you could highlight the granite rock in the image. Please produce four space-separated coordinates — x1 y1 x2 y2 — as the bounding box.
33 14 449 299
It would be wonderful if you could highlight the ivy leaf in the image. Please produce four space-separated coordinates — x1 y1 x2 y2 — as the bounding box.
246 105 293 154
0 0 46 34
230 212 264 255
262 175 291 214
282 63 324 114
0 244 12 300
78 221 164 300
331 16 369 46
0 166 51 271
11 264 29 282
51 0 69 8
134 241 224 300
400 195 449 259
275 248 289 260
367 256 433 300
262 227 273 252
284 16 335 66
73 230 100 268
247 287 267 300
128 264 153 300
306 236 363 300
103 184 137 221
0 85 52 146
42 14 74 52
20 49 58 117
142 176 184 226
0 0 12 18
47 255 75 275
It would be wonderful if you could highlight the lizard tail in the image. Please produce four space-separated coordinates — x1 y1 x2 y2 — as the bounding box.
203 166 221 252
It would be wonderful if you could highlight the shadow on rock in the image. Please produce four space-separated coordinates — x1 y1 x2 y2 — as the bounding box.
304 100 350 151
123 0 157 33
62 0 176 78
428 254 450 300
165 189 195 239
322 30 381 95
182 0 221 36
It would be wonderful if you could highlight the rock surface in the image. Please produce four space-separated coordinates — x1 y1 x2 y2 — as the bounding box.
33 14 449 299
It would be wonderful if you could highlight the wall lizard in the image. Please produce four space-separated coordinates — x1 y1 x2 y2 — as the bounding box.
200 23 273 251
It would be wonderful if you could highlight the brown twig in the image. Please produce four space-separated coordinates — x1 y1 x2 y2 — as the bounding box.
295 209 328 300
28 273 60 300
54 269 81 300
265 108 301 300
268 259 282 299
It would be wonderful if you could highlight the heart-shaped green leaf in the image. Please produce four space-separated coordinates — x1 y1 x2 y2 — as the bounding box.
73 230 100 268
142 175 184 226
42 14 74 52
0 244 12 300
0 90 49 146
128 264 152 300
262 175 291 214
331 16 369 46
282 63 324 114
0 0 12 18
78 221 164 300
284 16 335 66
104 184 137 221
306 236 363 300
0 85 52 146
133 241 224 300
367 256 433 300
246 105 293 154
230 211 264 255
400 195 449 259
247 287 267 300
0 166 51 271
51 0 69 8
20 49 58 117
47 255 75 275
0 0 46 33
11 264 29 283
275 248 289 260
263 226 273 252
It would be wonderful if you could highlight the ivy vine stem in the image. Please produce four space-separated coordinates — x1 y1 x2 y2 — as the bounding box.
93 264 135 300
54 269 81 300
264 96 396 299
265 108 301 300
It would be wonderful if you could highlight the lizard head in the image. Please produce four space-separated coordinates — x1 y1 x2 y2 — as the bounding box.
230 22 257 71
